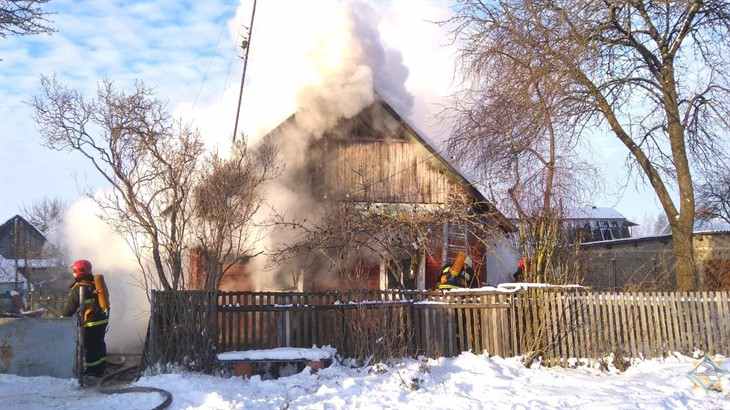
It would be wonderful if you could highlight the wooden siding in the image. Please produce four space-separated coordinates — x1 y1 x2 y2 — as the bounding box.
320 139 458 204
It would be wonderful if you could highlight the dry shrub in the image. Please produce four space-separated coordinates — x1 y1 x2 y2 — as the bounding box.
345 304 410 363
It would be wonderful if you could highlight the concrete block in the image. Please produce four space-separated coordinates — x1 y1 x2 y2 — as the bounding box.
0 317 76 378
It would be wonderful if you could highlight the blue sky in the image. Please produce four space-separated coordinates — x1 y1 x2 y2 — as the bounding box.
0 0 665 228
0 0 240 217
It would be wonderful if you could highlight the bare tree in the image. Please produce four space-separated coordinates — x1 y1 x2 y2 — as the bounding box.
269 193 503 289
33 76 204 291
448 65 594 283
192 138 280 290
448 0 730 290
1 0 52 38
20 197 66 235
696 167 730 226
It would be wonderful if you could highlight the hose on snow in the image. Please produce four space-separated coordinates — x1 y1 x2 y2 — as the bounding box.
96 365 173 410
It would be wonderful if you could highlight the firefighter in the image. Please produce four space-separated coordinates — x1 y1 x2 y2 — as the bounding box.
62 259 108 377
513 258 526 282
437 252 475 289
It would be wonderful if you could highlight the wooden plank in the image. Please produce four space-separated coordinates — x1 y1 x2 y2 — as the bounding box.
586 293 596 359
679 292 692 354
616 292 628 359
644 293 655 358
719 292 730 354
574 293 585 358
478 297 487 354
465 304 474 353
509 294 518 356
657 292 674 356
623 292 636 358
499 294 510 357
689 291 702 352
501 295 511 357
672 291 684 354
598 293 608 357
659 292 672 356
455 306 464 354
606 292 618 354
654 292 666 355
516 293 526 355
661 291 673 355
549 292 561 361
447 308 456 357
703 291 714 355
491 294 501 356
425 307 433 357
683 292 694 352
472 305 482 354
637 292 650 357
555 292 568 360
530 289 543 356
646 292 658 357
542 292 554 362
565 293 576 359
589 293 600 360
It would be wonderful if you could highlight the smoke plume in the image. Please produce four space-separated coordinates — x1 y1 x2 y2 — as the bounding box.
63 198 148 354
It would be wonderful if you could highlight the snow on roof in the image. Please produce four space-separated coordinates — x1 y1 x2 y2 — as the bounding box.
217 346 336 362
582 229 730 246
564 207 628 220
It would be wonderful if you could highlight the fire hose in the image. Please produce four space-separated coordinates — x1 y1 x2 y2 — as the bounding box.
95 364 173 410
73 282 172 409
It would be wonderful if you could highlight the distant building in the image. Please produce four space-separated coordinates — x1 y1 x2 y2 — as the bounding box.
0 215 65 294
565 206 637 243
579 230 730 290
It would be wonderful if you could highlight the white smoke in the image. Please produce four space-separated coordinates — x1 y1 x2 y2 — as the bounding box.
176 0 459 289
178 0 456 150
63 197 148 354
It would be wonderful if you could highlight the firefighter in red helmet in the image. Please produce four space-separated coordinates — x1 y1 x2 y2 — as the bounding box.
62 259 109 377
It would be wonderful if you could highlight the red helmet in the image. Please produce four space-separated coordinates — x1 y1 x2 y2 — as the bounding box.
71 259 93 279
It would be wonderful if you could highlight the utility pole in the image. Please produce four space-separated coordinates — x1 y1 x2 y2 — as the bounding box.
232 0 258 143
13 217 18 289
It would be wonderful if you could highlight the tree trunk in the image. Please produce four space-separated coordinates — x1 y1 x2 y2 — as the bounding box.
671 222 697 290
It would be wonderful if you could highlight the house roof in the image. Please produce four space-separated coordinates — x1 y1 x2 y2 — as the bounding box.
0 215 49 259
562 206 638 227
580 229 730 247
565 207 627 220
265 95 516 233
0 215 46 240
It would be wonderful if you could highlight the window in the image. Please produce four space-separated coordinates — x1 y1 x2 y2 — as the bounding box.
600 221 613 240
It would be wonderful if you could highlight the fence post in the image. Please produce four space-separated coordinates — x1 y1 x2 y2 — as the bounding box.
284 310 292 347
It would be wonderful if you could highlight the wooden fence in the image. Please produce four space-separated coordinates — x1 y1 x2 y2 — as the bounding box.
27 290 67 317
511 291 730 363
145 289 730 369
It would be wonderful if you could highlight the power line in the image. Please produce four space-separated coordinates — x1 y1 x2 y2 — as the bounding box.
232 0 258 143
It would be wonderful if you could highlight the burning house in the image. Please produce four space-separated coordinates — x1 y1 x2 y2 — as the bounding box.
191 96 515 291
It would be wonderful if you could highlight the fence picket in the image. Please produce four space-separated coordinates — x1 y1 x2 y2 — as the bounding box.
719 292 730 352
650 292 661 357
702 291 714 355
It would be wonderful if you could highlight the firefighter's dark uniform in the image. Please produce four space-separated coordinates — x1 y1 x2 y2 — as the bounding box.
437 264 475 289
63 277 108 376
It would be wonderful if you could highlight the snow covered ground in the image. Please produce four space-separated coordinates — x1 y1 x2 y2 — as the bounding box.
1 353 729 410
